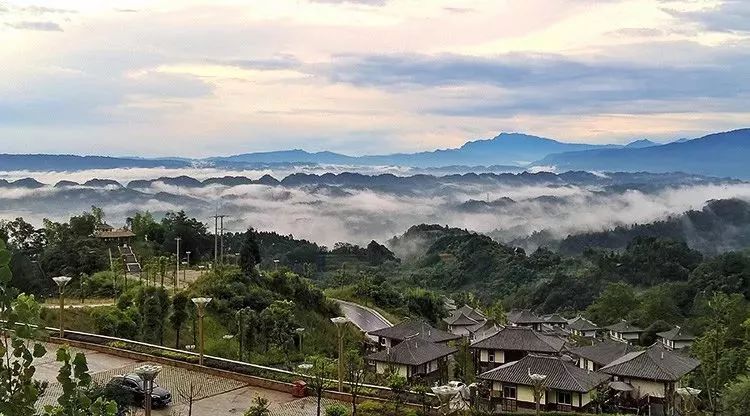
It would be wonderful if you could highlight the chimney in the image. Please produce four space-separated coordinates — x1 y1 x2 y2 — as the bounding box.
661 351 664 359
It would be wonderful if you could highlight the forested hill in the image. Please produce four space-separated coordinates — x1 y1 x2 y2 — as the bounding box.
557 198 750 255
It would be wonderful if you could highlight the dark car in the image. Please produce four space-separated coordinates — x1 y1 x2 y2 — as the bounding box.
106 374 172 408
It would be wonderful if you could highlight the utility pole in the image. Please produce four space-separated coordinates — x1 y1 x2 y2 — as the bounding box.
213 215 219 266
175 237 181 285
219 215 226 265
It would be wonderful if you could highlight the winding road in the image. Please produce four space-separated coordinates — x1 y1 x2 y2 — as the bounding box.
334 299 392 341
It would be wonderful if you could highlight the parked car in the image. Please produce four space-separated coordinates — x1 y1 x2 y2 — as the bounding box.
106 374 172 408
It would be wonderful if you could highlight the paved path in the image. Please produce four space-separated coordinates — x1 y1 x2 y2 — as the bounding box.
31 342 303 415
335 299 392 341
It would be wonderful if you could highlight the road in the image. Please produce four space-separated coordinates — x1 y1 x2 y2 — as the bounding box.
335 299 392 341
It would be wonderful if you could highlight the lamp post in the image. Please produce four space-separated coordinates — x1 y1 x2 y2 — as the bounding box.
331 317 348 392
52 276 72 338
185 251 191 283
295 327 306 355
191 297 212 365
135 364 162 416
175 237 181 282
528 369 548 416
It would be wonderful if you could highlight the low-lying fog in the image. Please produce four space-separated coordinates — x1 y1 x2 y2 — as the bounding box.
1 167 749 248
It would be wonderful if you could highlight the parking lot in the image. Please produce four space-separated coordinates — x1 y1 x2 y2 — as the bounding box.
34 343 321 415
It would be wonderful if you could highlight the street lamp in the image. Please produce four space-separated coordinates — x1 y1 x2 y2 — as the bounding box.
185 251 191 282
52 276 72 338
528 369 548 416
135 364 162 416
331 316 349 392
295 327 306 355
191 297 212 366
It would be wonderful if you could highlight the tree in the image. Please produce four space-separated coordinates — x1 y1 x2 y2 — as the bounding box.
260 300 296 352
345 349 366 416
171 292 190 349
42 347 117 416
453 337 475 384
723 375 750 416
388 374 408 415
303 356 335 416
487 300 507 325
586 282 639 326
636 285 683 326
137 286 170 344
244 395 271 416
240 229 262 275
0 238 48 415
175 379 204 416
690 292 750 415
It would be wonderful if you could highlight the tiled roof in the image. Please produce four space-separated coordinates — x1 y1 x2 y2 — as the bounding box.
470 326 565 353
368 319 461 343
367 336 457 366
567 316 599 332
600 343 700 381
569 341 638 367
95 229 135 238
605 320 643 333
657 326 696 342
508 309 546 324
444 313 480 327
543 313 568 324
479 355 609 393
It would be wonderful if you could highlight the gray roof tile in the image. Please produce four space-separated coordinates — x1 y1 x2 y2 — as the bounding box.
479 355 609 392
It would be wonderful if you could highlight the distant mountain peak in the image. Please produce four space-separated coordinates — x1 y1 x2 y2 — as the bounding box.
624 139 659 149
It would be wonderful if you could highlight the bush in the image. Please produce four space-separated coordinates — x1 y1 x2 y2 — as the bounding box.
325 403 350 416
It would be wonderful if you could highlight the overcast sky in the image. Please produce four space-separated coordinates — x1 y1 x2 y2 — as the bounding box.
1 0 748 157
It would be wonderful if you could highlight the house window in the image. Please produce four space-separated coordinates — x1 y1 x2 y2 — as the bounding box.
557 391 572 405
380 338 386 346
503 385 517 399
488 350 495 362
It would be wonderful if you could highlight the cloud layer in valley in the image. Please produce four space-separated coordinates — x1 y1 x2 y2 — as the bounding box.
2 169 750 248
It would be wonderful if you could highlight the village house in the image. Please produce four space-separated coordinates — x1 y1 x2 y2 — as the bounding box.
606 320 644 344
368 319 460 350
600 343 700 402
443 305 489 338
543 313 568 329
507 309 546 331
657 326 696 350
479 355 609 413
569 340 638 371
567 315 599 338
470 326 566 372
367 335 457 381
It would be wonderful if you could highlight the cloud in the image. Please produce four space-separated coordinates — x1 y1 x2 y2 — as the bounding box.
665 1 750 32
5 21 63 31
19 6 77 15
308 0 388 5
324 50 750 116
2 169 750 249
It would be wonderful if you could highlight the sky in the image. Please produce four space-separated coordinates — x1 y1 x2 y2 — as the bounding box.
1 0 748 157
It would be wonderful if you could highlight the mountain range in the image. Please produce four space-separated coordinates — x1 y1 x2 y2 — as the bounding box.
1 128 748 178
